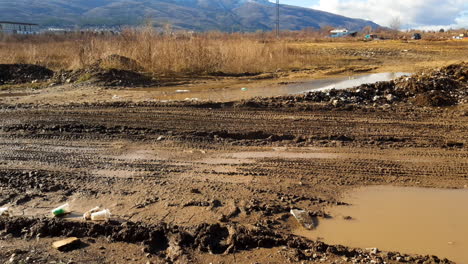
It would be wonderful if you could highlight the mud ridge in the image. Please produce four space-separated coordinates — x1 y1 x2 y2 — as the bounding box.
0 217 453 263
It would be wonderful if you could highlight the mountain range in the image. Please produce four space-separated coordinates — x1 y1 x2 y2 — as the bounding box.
0 0 379 31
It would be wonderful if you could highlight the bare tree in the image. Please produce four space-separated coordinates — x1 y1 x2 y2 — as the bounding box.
362 26 373 35
389 16 401 31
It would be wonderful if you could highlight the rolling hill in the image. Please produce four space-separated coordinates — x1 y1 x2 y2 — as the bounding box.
0 0 379 31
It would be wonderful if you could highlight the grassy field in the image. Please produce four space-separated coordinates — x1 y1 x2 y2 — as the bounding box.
0 29 466 77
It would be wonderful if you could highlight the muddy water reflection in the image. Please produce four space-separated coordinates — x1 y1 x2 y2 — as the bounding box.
296 186 468 263
144 72 409 102
290 72 409 93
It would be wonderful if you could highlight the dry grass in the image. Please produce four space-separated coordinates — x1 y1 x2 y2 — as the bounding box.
0 28 466 76
0 29 334 75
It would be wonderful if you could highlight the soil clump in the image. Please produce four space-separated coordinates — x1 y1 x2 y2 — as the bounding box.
0 64 54 85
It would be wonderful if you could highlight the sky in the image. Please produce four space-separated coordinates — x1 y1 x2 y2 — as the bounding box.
272 0 468 29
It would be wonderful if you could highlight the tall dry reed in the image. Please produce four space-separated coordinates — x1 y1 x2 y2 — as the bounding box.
0 29 332 75
0 27 464 75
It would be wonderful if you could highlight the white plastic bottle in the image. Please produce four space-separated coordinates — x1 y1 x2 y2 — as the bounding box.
91 209 111 221
51 203 70 217
83 206 101 220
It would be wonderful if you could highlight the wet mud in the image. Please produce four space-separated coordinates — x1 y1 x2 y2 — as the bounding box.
0 63 467 263
0 216 453 263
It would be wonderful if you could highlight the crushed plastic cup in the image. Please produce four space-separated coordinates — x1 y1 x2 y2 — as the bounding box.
51 203 70 217
91 209 111 221
290 209 315 229
83 206 101 220
0 207 9 216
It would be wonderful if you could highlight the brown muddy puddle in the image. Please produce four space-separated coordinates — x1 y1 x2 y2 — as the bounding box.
295 186 468 263
138 72 409 102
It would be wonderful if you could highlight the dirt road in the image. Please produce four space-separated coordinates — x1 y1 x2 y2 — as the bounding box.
0 60 467 263
0 96 467 263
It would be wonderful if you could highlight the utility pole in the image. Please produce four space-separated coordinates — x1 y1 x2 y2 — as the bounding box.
276 0 280 38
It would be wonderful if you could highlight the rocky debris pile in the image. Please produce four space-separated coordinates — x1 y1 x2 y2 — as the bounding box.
237 63 467 108
0 64 54 85
0 217 453 263
53 55 154 87
394 62 467 107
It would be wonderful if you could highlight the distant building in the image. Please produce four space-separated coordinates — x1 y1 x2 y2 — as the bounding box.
0 21 39 35
330 28 357 38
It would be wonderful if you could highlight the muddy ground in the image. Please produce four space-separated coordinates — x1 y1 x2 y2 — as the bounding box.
0 62 467 263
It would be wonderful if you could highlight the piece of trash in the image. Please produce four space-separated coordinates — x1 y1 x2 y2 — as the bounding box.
0 207 9 216
241 87 248 91
51 203 71 217
83 206 101 220
112 95 120 100
290 209 315 229
91 209 111 221
175 90 190 93
52 237 81 251
366 247 379 254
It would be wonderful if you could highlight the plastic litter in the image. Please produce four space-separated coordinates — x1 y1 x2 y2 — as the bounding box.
51 203 71 217
175 90 190 93
91 209 111 221
83 206 101 220
0 207 9 216
290 209 315 229
52 237 81 251
241 87 248 91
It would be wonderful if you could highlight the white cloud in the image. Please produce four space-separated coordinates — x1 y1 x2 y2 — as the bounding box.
313 0 468 29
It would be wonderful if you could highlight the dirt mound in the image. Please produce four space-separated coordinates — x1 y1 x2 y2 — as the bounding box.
97 54 142 72
237 62 467 108
54 66 154 87
0 217 453 263
439 62 468 81
411 91 457 107
52 54 153 87
0 64 54 85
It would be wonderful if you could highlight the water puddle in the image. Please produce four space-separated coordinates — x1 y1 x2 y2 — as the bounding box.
289 72 409 93
295 186 468 263
138 72 409 102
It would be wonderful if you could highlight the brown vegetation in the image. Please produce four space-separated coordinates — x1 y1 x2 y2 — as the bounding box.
0 27 466 78
0 29 324 76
